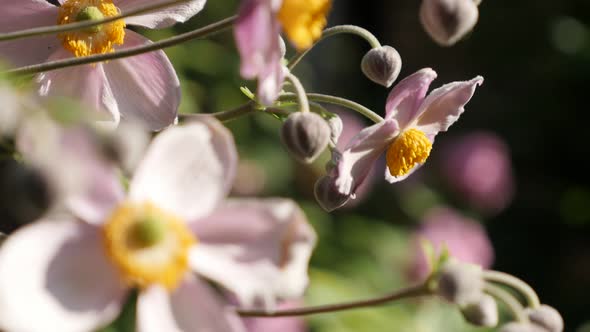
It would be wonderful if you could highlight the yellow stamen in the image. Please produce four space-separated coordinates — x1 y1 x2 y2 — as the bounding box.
278 0 332 50
57 0 125 57
386 128 432 177
102 202 196 290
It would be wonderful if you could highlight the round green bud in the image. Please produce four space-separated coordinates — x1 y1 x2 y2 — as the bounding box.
132 216 166 248
75 6 104 33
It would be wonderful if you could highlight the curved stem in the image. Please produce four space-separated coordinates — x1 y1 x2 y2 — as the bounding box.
483 271 541 309
284 73 310 113
6 16 236 76
484 283 528 323
279 92 383 123
178 102 291 123
0 0 191 42
288 25 381 71
237 283 430 317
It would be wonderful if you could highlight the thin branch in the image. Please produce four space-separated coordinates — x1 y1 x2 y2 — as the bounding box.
6 16 237 76
237 283 430 317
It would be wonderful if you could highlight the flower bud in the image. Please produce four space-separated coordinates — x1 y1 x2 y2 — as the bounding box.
419 0 479 46
280 112 331 163
525 305 564 332
436 259 484 306
361 46 402 88
461 294 499 327
327 115 343 148
314 176 351 212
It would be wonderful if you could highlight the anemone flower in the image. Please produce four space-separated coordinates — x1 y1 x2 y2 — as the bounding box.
0 0 207 130
316 68 483 211
234 0 331 105
0 119 316 332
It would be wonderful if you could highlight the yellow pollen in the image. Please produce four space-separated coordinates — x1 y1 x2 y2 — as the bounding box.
102 202 196 290
57 0 125 57
386 128 432 177
278 0 332 50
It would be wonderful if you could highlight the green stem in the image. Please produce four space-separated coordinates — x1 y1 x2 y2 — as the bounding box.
484 283 528 323
288 25 381 71
0 0 191 42
6 16 236 76
237 283 430 317
483 271 541 309
284 73 309 113
178 102 290 123
279 92 384 123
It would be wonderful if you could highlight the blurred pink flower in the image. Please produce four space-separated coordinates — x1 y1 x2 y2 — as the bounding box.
0 119 316 332
235 0 285 105
409 206 494 280
315 68 483 211
243 301 307 332
440 132 515 214
0 0 208 130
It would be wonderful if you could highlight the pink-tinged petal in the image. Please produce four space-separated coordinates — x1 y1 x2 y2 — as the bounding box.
0 219 127 332
384 68 437 128
384 161 423 183
37 50 120 124
16 117 124 224
137 276 246 332
415 76 484 137
103 31 179 131
0 1 60 67
235 0 284 105
190 199 316 308
119 0 206 28
333 119 400 196
130 120 237 221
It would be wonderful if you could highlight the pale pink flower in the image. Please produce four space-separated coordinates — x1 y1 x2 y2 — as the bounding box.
0 119 316 332
0 0 208 130
439 131 515 214
409 206 494 280
234 0 285 105
315 68 483 211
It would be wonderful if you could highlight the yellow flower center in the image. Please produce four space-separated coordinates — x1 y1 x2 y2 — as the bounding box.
57 0 125 57
386 128 432 177
102 202 196 290
278 0 331 50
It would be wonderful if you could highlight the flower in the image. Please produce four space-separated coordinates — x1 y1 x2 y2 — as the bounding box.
409 206 494 280
0 0 208 131
439 131 515 214
0 119 316 332
316 68 483 210
234 0 331 104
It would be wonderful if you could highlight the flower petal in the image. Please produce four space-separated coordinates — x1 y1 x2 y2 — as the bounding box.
137 276 245 332
235 0 284 105
0 219 127 332
103 31 179 131
333 119 400 196
120 0 206 29
415 76 484 137
384 68 437 128
190 198 316 308
37 50 120 125
16 117 124 224
129 119 237 221
0 1 60 67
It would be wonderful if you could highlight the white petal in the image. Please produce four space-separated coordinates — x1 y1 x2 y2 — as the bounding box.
136 276 245 332
0 220 127 332
190 199 316 309
120 0 207 29
130 120 237 221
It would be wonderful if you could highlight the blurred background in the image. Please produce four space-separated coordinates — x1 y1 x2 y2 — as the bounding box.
153 0 590 331
3 0 590 331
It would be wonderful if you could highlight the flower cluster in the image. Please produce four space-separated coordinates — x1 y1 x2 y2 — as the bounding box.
0 0 565 332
